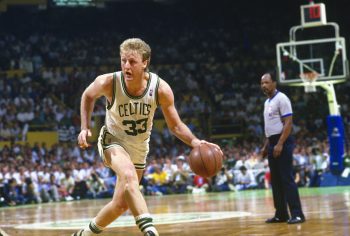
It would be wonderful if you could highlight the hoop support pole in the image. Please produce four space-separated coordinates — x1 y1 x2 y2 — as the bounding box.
320 83 340 115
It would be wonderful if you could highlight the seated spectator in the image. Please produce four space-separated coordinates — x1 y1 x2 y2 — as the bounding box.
22 177 41 204
171 157 190 194
235 165 257 191
4 178 24 206
86 171 111 199
191 174 210 194
162 157 177 183
264 170 271 189
309 148 324 187
71 176 89 200
59 170 75 201
212 167 234 192
48 174 60 202
146 165 170 196
37 175 51 202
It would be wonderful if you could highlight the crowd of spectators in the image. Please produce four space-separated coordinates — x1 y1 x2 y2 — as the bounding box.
0 141 115 206
1 1 350 207
0 133 335 207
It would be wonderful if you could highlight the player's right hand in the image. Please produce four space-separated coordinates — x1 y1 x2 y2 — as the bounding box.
77 129 92 149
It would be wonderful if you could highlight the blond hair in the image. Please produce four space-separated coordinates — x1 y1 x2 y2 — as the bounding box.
120 38 151 70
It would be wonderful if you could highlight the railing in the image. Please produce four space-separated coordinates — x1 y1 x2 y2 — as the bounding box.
210 119 245 139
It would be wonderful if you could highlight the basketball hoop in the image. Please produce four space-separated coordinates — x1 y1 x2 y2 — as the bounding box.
300 72 318 93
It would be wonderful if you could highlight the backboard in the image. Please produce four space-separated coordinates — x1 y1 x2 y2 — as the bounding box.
276 2 349 87
276 37 348 86
276 2 348 168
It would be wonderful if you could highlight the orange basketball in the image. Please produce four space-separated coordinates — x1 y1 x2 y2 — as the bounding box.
188 143 223 178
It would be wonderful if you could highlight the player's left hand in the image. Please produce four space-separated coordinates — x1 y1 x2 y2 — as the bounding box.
198 140 224 157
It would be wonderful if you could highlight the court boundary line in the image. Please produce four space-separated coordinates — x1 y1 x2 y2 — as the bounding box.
0 227 10 236
14 211 252 230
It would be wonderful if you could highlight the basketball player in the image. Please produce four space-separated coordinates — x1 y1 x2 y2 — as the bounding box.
260 72 305 224
73 38 221 236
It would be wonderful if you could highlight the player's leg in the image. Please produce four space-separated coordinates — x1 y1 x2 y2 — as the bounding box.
72 146 158 236
71 146 129 236
105 147 158 235
84 171 130 234
131 169 158 236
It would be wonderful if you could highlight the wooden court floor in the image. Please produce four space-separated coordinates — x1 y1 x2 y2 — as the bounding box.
1 186 349 236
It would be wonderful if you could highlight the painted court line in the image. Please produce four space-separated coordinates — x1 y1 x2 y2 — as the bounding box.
0 228 10 236
15 211 252 230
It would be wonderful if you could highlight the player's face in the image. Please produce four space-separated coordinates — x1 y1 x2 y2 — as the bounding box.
261 74 276 97
120 50 148 81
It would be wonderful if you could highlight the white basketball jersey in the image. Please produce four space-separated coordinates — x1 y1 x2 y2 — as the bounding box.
105 71 160 146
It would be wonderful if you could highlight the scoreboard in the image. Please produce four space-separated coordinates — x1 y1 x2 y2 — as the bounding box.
300 3 327 27
52 0 104 7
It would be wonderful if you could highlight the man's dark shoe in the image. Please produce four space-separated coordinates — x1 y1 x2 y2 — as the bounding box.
265 217 288 223
287 216 305 224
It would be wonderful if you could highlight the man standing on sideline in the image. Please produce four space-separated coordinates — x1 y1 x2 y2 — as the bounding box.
73 38 222 236
260 72 305 224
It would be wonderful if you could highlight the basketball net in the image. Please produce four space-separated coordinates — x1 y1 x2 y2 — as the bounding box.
300 72 318 93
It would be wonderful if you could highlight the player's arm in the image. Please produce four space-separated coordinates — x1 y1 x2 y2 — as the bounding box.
78 73 114 148
158 79 201 148
273 115 293 157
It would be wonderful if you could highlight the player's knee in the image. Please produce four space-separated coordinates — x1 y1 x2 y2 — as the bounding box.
124 181 139 195
123 170 139 195
122 168 137 181
121 169 139 193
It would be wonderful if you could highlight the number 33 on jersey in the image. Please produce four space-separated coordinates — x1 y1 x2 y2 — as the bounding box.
105 71 160 141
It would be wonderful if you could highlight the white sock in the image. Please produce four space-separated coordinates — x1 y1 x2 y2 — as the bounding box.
82 218 105 235
135 213 158 235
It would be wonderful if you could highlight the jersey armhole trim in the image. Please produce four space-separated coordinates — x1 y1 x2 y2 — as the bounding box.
106 73 116 110
155 76 160 107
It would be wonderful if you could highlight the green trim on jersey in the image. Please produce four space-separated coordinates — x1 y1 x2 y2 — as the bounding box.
101 128 124 150
99 127 145 169
134 163 146 169
106 73 116 110
155 75 160 106
121 72 151 99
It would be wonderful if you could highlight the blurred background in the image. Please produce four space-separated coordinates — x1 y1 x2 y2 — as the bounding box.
0 0 350 206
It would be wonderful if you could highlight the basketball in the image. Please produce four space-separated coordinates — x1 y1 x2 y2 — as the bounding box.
188 143 223 178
